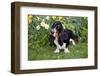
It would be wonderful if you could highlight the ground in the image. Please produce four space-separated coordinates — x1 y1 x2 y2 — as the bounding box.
28 42 88 60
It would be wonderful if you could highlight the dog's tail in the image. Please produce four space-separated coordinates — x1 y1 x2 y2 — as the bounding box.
66 29 79 44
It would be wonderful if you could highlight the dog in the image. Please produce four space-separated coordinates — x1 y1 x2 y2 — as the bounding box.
49 21 78 53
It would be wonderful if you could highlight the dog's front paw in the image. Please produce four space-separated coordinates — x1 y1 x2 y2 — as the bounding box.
54 49 60 53
64 48 70 53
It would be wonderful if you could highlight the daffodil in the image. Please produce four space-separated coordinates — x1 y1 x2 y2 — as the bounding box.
28 15 33 24
44 24 49 29
28 19 32 24
36 25 40 30
40 20 45 27
28 15 33 19
40 20 49 29
59 16 63 20
46 16 50 20
52 16 56 20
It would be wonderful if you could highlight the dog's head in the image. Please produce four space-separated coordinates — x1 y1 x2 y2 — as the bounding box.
51 21 63 37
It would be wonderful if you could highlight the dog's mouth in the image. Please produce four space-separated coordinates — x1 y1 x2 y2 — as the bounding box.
51 32 56 37
51 29 58 37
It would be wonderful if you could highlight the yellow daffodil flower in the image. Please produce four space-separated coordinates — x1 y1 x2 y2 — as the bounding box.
28 15 33 24
59 16 63 20
52 16 56 20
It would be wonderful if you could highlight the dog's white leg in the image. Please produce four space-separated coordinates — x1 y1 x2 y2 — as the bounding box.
54 39 61 53
54 39 61 49
70 39 75 45
64 48 70 53
54 48 60 53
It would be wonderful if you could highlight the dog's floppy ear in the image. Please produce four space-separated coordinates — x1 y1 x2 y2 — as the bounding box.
58 35 63 46
56 21 63 32
52 21 63 29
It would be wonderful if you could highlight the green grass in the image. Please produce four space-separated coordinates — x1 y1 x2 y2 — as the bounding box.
28 42 88 60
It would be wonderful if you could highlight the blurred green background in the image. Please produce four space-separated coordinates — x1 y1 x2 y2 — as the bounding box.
28 15 88 60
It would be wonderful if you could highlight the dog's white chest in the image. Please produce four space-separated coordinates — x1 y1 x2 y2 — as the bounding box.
54 38 69 53
54 38 66 49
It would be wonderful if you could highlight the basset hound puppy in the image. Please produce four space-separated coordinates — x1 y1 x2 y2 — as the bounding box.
49 21 78 53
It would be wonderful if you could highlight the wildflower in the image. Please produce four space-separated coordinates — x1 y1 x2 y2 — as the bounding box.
46 16 50 20
28 15 33 24
40 20 49 29
40 20 45 27
28 19 32 24
36 25 40 30
28 15 33 19
52 16 56 20
59 16 63 20
44 24 49 29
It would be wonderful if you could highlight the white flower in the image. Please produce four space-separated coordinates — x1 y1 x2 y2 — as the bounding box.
36 25 40 30
46 16 50 20
44 24 49 29
37 16 40 21
40 20 49 29
40 21 45 27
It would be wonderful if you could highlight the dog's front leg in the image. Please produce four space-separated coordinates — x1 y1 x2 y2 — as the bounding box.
54 47 60 53
54 39 61 53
